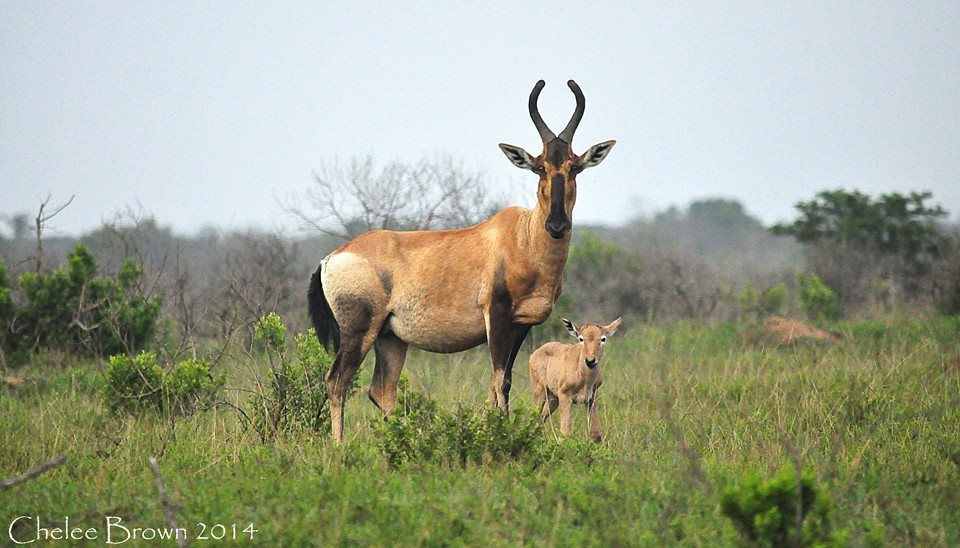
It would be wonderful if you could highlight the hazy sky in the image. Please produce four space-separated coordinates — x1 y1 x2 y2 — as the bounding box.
2 2 958 237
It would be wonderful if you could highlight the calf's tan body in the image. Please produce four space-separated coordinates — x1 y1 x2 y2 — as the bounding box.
529 318 621 443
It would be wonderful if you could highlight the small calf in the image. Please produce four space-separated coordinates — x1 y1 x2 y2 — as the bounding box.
529 317 622 442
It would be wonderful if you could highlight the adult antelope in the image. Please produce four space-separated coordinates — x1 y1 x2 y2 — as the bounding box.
309 80 616 443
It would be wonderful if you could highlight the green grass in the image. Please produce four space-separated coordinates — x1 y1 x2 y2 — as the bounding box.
2 316 959 545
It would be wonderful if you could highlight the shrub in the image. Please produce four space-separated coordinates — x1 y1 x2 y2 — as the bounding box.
738 282 787 322
102 351 223 414
759 283 787 318
0 262 13 365
248 314 348 439
164 358 226 414
7 245 161 360
721 466 841 547
738 281 758 322
798 273 839 322
373 379 546 468
102 351 164 412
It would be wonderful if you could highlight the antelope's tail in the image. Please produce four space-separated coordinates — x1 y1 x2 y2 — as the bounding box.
308 263 340 353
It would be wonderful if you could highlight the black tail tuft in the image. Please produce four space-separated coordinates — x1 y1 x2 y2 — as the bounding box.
308 265 340 353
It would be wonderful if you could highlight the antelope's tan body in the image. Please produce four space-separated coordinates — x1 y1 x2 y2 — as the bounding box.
310 80 616 443
321 206 566 355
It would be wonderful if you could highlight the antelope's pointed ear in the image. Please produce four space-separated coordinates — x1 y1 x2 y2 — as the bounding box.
579 140 616 169
603 317 622 337
499 143 537 171
561 317 580 339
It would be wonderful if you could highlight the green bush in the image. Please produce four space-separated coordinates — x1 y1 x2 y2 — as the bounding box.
102 351 223 414
759 283 787 318
102 351 164 412
373 379 546 469
4 245 161 360
164 358 226 414
248 314 347 439
721 466 843 547
739 282 787 321
0 262 13 365
738 281 758 321
798 273 839 322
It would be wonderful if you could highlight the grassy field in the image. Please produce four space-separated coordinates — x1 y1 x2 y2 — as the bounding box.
2 315 959 545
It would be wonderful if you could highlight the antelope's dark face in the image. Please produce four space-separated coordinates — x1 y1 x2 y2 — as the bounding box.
562 317 623 369
500 80 616 240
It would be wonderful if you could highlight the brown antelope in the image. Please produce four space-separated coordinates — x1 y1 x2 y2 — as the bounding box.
529 317 622 443
309 80 616 443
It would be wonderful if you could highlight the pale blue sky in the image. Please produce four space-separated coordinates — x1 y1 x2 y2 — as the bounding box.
2 2 958 236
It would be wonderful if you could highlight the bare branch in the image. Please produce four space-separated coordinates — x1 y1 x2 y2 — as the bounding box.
33 194 75 272
284 154 506 240
148 457 189 548
1 454 67 491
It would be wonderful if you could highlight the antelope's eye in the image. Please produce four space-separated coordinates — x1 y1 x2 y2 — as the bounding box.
600 336 607 344
578 336 584 343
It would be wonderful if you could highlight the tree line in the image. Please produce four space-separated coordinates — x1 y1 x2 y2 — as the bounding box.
1 154 957 367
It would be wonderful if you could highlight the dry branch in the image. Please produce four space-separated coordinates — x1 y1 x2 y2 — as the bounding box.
33 193 75 273
148 457 189 548
1 454 67 491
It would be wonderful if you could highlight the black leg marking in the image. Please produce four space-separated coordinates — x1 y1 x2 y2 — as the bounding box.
502 324 531 403
327 297 374 392
487 261 517 409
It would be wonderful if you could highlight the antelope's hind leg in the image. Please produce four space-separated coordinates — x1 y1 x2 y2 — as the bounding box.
369 331 408 416
326 300 385 444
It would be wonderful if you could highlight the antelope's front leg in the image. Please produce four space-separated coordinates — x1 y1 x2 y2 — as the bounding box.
484 308 528 414
486 325 515 413
587 393 603 443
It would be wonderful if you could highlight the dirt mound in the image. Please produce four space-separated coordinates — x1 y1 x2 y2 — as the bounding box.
745 317 842 346
2 375 24 388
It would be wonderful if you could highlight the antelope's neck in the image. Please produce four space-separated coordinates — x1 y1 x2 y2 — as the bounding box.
520 205 570 279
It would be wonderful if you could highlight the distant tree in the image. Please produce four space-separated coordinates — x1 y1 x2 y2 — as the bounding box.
772 189 949 311
621 198 797 276
8 213 31 241
285 154 508 240
686 199 766 236
771 190 947 268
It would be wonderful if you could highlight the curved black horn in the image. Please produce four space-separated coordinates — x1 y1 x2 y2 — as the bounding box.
558 80 585 143
528 80 556 143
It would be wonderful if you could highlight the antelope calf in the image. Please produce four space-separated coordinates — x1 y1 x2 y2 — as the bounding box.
529 317 622 443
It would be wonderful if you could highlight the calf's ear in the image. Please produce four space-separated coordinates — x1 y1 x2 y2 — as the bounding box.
561 318 580 339
603 317 622 337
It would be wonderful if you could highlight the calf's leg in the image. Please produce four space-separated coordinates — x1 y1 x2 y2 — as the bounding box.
540 392 559 422
558 395 574 437
587 394 603 443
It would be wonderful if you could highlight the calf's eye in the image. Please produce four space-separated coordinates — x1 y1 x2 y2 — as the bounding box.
578 336 584 343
